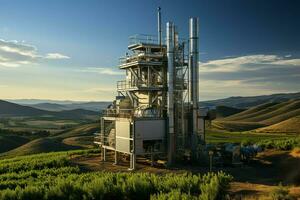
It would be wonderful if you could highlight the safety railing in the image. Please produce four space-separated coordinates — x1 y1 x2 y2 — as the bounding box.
117 80 165 91
129 34 158 46
102 108 134 118
119 52 165 65
117 80 142 90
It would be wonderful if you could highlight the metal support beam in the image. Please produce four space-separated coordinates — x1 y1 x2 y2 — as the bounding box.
129 154 136 170
114 151 118 165
189 17 199 159
167 21 175 165
102 147 106 162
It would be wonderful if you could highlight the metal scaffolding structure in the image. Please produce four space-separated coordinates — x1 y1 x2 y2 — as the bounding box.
95 8 209 170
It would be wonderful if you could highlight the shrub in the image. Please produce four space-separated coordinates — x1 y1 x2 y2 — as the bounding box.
270 183 292 200
0 151 233 200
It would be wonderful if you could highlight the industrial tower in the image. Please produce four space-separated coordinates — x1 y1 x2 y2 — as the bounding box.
95 8 210 170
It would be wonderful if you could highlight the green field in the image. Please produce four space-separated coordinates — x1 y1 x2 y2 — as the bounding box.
206 130 297 144
0 117 93 134
0 150 232 200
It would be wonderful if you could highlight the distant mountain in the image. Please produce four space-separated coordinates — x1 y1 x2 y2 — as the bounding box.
0 100 47 116
62 102 111 112
0 100 98 119
5 99 80 105
201 92 300 109
6 99 111 112
27 103 69 111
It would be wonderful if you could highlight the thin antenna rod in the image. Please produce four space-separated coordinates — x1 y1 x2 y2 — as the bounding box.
158 7 162 46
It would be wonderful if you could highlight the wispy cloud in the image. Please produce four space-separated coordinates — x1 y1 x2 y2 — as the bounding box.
199 54 298 73
77 67 123 75
84 87 116 93
199 54 300 100
45 53 70 59
0 39 70 68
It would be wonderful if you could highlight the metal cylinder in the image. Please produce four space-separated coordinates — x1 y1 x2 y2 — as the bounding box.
167 21 175 165
157 7 162 46
189 17 199 154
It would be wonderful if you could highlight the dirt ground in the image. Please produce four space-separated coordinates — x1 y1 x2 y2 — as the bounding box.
71 150 300 199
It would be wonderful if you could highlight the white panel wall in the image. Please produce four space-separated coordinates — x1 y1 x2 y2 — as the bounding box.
116 119 131 138
135 119 165 140
116 137 131 153
116 119 131 153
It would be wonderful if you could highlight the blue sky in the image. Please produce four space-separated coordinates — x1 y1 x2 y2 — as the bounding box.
0 0 299 101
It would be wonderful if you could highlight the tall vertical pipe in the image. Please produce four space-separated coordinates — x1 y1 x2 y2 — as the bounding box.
167 21 175 165
157 7 162 46
189 17 199 155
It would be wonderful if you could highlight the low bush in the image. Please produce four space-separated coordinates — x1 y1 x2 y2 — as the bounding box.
0 151 233 200
270 183 293 200
257 137 300 151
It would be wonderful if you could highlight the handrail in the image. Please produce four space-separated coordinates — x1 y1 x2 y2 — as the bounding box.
117 80 164 91
129 34 158 45
119 52 164 65
102 108 134 118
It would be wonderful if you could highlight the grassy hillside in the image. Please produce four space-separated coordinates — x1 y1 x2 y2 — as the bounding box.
256 116 300 134
0 135 30 153
0 122 99 158
213 99 300 132
215 106 245 118
211 121 265 132
224 100 300 125
206 130 295 144
0 138 80 158
53 122 99 139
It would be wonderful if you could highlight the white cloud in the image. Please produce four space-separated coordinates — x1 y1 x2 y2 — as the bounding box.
84 87 116 93
271 59 300 66
200 54 299 73
0 39 70 68
198 54 300 100
78 67 123 76
45 53 70 59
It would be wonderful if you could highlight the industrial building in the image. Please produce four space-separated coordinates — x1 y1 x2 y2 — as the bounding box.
95 8 213 170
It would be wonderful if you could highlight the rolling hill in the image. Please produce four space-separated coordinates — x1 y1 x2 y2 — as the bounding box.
0 100 46 117
0 138 80 157
256 116 300 134
6 99 111 112
0 134 30 153
28 102 111 112
215 106 245 118
0 100 99 119
201 92 300 109
214 99 300 133
223 99 300 125
26 103 68 111
0 123 99 157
